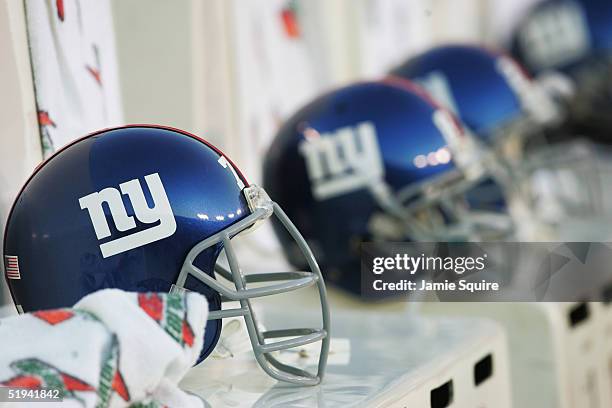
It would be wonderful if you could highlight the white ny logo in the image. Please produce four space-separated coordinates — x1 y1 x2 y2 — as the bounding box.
519 1 590 70
79 173 176 258
416 71 460 116
298 122 384 200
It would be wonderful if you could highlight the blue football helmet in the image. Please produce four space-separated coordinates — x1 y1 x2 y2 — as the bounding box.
3 125 330 386
389 45 569 218
263 80 513 295
511 0 612 139
390 44 560 151
511 0 612 76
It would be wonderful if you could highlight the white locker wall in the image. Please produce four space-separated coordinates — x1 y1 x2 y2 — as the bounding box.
111 0 195 132
483 0 544 45
193 0 327 183
108 0 517 185
0 0 43 305
192 0 489 183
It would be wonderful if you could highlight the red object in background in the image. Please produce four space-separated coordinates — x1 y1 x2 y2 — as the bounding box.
86 45 103 87
86 66 102 86
38 111 56 128
56 0 64 21
281 6 300 39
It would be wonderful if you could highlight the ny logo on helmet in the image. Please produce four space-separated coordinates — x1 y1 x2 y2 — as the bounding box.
518 0 590 71
79 173 176 258
298 121 384 201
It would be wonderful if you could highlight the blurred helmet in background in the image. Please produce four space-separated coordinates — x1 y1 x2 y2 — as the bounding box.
263 80 515 295
389 44 561 221
390 44 561 157
510 0 612 141
508 0 612 239
512 140 612 240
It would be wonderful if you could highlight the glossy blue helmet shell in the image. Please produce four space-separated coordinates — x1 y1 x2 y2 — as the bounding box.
390 45 536 145
3 125 251 361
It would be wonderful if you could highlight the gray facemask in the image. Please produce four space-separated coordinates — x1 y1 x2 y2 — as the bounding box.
171 185 331 386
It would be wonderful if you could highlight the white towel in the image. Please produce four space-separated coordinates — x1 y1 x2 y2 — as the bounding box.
0 289 208 408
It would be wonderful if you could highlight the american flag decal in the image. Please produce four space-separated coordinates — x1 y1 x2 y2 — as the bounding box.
5 256 21 280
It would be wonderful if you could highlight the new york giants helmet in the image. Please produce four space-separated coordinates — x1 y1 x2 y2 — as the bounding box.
263 80 513 295
511 0 612 138
511 0 612 76
3 125 330 385
389 45 564 219
391 45 609 239
390 44 560 152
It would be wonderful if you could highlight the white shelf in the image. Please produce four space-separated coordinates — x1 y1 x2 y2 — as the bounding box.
181 311 511 407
